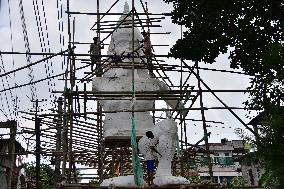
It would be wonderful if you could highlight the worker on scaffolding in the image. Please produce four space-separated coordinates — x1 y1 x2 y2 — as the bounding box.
110 52 122 64
138 131 162 186
141 31 152 60
89 37 102 76
141 31 155 76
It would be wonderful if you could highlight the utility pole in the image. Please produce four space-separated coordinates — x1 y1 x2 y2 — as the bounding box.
54 97 63 187
34 99 42 189
62 94 67 181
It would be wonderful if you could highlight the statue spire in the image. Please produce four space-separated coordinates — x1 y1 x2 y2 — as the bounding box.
123 1 129 13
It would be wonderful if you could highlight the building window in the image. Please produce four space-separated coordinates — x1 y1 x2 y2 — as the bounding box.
224 153 229 156
215 157 234 165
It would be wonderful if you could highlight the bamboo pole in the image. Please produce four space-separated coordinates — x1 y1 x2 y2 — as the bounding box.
197 62 214 181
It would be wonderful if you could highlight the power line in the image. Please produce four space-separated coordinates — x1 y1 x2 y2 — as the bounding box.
18 0 38 102
2 0 17 119
0 52 13 119
56 0 65 70
32 0 56 99
0 48 70 78
0 61 89 93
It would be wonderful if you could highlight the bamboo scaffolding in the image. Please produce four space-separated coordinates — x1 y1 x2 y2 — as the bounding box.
0 0 258 184
66 11 171 16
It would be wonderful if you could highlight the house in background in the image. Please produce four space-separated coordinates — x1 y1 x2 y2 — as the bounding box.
183 138 264 186
196 139 244 184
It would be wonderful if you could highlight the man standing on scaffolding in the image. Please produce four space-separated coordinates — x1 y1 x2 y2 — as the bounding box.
141 31 155 76
142 31 152 60
89 37 102 76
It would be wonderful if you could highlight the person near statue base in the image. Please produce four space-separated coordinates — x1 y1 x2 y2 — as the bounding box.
139 131 162 186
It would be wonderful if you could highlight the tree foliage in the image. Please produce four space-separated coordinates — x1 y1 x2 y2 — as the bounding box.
163 0 284 186
237 106 284 187
23 163 56 189
257 106 284 187
163 0 283 109
23 163 82 188
230 176 247 187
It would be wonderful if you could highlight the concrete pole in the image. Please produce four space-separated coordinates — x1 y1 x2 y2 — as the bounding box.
54 97 63 187
35 99 41 189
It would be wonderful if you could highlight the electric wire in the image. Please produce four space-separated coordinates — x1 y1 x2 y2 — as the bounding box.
7 0 17 119
18 0 37 102
1 0 16 119
40 0 56 99
32 0 55 99
0 48 70 78
57 0 65 70
0 62 89 93
0 53 12 119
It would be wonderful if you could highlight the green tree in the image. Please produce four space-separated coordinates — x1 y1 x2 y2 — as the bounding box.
256 106 284 187
236 105 284 188
23 163 55 189
187 176 200 184
89 179 100 186
23 163 82 189
163 0 283 109
230 176 247 187
163 0 284 186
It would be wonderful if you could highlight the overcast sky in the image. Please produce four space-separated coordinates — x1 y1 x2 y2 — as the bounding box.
0 0 257 157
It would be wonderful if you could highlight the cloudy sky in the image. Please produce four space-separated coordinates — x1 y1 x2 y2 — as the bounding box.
0 0 257 156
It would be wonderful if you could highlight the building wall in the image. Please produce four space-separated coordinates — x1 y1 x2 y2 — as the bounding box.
194 140 244 184
186 140 264 186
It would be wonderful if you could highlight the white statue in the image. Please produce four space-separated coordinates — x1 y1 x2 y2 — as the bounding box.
95 2 188 186
138 119 189 186
92 2 182 140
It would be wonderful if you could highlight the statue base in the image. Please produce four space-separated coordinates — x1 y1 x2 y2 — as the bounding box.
100 175 146 187
154 176 189 186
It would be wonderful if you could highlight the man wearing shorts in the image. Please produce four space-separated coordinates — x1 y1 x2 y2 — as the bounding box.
138 131 162 186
